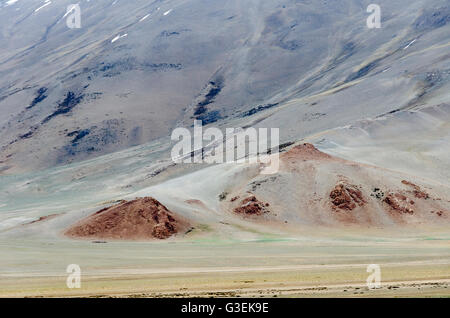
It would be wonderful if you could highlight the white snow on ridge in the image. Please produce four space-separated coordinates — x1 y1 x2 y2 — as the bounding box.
140 14 150 22
35 0 51 13
111 33 128 43
6 0 19 6
403 39 417 50
163 9 172 16
62 5 73 18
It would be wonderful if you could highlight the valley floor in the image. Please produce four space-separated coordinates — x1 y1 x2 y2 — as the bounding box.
1 229 449 297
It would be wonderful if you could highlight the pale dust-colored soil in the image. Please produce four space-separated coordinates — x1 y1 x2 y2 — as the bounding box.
1 233 449 298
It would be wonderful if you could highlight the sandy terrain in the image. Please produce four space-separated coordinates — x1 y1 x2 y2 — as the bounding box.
1 231 449 297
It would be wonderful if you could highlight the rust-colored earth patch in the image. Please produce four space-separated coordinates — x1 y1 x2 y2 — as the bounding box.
401 180 429 199
384 193 415 214
281 143 333 162
234 196 270 216
65 197 189 240
330 183 366 211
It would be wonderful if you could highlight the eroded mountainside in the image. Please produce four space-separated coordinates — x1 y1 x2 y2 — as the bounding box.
0 0 449 173
0 0 449 237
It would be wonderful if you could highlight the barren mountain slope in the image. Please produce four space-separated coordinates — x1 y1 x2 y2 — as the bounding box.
0 0 449 172
221 143 450 228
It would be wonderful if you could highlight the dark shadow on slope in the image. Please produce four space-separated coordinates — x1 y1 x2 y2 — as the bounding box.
42 91 84 124
26 87 48 110
414 7 450 32
193 80 224 117
240 103 279 117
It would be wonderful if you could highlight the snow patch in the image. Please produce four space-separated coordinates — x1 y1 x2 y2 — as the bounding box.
6 0 19 6
35 0 51 13
403 39 417 50
140 14 150 22
111 33 128 43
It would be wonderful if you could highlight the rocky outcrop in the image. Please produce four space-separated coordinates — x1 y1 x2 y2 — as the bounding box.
330 183 366 211
234 196 270 216
401 180 429 199
384 194 415 214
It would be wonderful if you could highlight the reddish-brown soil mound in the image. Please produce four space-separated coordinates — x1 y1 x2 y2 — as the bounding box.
65 197 189 240
381 181 434 215
330 183 366 211
384 193 415 214
234 196 270 216
281 143 333 161
401 180 429 199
